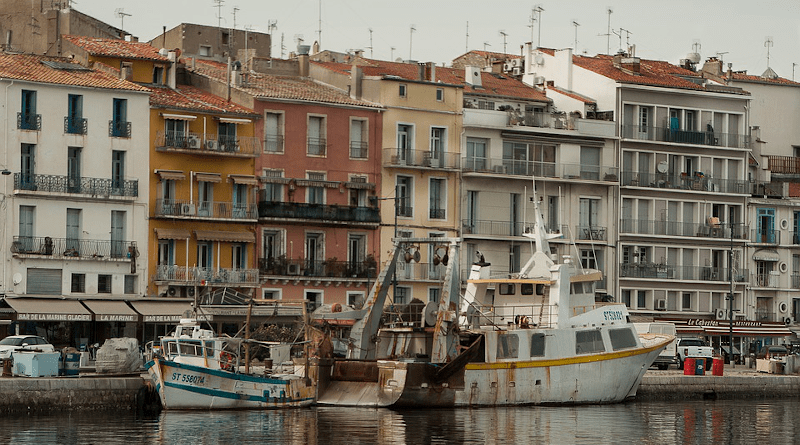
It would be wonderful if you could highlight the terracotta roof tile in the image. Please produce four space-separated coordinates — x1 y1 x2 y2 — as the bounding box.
63 35 168 62
189 59 382 108
149 84 257 115
547 85 596 104
729 72 800 86
0 53 149 91
573 54 707 91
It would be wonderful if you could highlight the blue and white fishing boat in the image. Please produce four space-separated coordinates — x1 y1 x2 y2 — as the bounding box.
145 319 315 410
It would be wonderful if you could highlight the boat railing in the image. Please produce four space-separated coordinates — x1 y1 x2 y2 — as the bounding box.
468 304 558 329
158 337 240 372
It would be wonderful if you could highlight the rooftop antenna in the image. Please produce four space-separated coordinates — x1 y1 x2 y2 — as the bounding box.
409 24 416 61
716 51 728 61
280 32 285 58
612 27 631 53
572 20 580 50
390 46 395 61
692 40 701 54
213 0 224 30
528 8 536 46
499 30 508 54
367 28 373 58
483 41 491 52
317 0 322 47
765 36 773 68
534 5 545 47
793 63 797 81
605 7 612 55
267 20 277 57
466 21 469 53
232 6 239 30
114 8 131 33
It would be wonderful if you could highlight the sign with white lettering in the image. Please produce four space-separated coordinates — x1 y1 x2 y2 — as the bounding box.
17 313 92 322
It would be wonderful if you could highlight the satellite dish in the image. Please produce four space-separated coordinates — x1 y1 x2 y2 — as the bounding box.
423 301 438 326
657 161 668 173
12 273 21 285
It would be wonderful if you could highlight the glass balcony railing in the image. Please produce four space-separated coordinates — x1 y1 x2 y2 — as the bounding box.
621 124 749 149
620 218 748 240
462 158 618 181
620 171 748 194
620 263 748 282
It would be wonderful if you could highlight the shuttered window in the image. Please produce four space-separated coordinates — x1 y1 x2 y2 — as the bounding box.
27 268 62 295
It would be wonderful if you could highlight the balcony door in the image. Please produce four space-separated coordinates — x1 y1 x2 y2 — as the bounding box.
67 147 81 193
306 233 323 275
757 208 775 243
66 209 81 254
21 144 35 189
111 210 126 258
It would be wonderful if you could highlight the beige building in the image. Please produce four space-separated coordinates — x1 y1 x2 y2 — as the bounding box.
148 23 271 64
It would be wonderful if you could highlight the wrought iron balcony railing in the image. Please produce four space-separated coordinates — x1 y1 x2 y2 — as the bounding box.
259 258 376 279
64 116 87 135
751 229 780 245
350 141 369 159
17 112 41 131
156 199 257 220
307 137 327 156
264 135 284 153
155 131 260 156
576 225 607 241
396 262 448 281
621 124 749 149
462 219 564 238
155 265 259 285
620 263 748 282
620 218 748 240
258 201 380 223
109 120 131 138
12 236 136 260
13 173 138 197
429 208 446 219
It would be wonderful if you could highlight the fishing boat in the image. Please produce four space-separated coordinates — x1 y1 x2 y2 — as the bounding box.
315 189 673 407
145 319 315 409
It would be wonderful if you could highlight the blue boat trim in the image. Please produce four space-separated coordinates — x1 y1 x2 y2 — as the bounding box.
162 381 314 404
144 360 154 371
162 360 294 384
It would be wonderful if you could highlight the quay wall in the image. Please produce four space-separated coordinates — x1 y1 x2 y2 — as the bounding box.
637 374 800 401
0 376 149 413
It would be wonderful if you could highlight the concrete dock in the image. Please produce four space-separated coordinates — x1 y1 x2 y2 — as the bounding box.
637 365 800 401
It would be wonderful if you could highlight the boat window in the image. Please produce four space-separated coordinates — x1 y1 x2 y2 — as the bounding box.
496 333 519 359
536 284 546 296
166 341 179 356
530 333 546 357
521 283 534 295
609 328 638 350
571 282 584 294
575 330 605 354
179 340 203 356
205 341 215 357
498 283 515 295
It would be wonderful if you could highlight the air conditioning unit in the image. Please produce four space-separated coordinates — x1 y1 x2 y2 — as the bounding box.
512 66 522 76
784 316 794 325
656 299 666 310
188 135 201 149
205 140 219 151
533 76 545 85
715 308 726 320
503 62 514 72
511 58 522 68
287 263 301 275
493 165 507 174
179 203 196 216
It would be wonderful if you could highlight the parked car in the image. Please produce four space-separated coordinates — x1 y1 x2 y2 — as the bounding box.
0 335 55 359
676 337 714 370
757 345 788 360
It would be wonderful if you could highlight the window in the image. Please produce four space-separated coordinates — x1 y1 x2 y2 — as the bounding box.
399 84 407 97
685 110 696 132
232 183 249 218
757 208 776 243
158 239 174 266
429 178 445 219
66 94 85 134
575 330 605 354
98 275 112 293
396 176 412 217
218 122 237 152
347 234 366 274
530 333 546 357
264 112 284 153
111 150 125 194
305 291 323 311
305 232 324 275
499 283 515 295
307 116 326 156
153 66 164 84
66 209 81 253
198 242 213 269
428 287 440 303
160 179 176 214
496 333 519 359
682 293 692 310
260 171 284 203
394 286 410 304
637 290 646 308
20 144 35 189
110 98 129 137
396 124 413 163
436 88 444 101
547 196 559 233
638 106 649 132
429 127 445 167
221 31 229 45
111 211 126 258
509 244 521 274
262 230 283 263
124 275 137 294
232 243 246 269
71 274 85 293
502 141 556 176
622 289 631 307
465 138 487 171
67 147 81 192
18 206 34 251
262 289 281 300
580 146 601 180
609 328 637 351
19 89 38 130
199 45 211 56
465 191 478 233
350 118 368 158
580 249 601 270
164 119 187 148
198 181 214 216
347 292 364 308
579 198 601 237
307 172 325 205
349 179 367 207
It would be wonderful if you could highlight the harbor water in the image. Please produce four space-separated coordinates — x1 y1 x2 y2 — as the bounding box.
1 399 798 444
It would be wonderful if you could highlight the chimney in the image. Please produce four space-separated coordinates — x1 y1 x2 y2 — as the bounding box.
700 57 724 77
554 48 573 90
120 62 132 81
350 60 362 99
612 51 640 75
425 62 436 82
465 65 482 88
167 51 177 88
418 62 425 81
297 44 311 77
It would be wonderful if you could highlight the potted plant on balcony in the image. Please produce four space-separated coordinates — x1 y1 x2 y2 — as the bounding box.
323 257 344 277
362 254 378 278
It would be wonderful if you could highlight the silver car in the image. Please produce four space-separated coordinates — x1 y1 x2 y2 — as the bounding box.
0 335 55 359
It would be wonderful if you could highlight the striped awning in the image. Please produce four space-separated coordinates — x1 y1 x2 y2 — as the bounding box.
155 228 191 239
228 174 258 185
194 230 255 243
130 301 195 323
161 113 197 121
753 249 779 262
155 170 186 181
82 300 138 322
295 179 339 188
664 318 792 337
344 181 376 190
5 298 92 322
260 176 291 184
195 172 222 183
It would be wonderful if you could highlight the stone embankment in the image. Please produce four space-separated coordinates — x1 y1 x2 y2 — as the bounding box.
637 366 800 401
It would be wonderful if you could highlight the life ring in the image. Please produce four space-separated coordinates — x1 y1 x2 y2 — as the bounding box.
219 351 235 371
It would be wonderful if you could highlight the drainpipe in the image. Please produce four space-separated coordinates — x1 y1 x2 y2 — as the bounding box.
3 79 14 295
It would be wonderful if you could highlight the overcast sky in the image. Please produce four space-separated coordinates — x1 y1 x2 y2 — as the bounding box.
74 0 800 80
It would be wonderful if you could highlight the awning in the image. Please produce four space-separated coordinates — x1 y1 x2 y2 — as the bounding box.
161 113 197 121
720 345 741 355
667 318 793 337
260 176 291 184
82 300 138 322
295 179 340 188
199 305 304 320
5 298 92 322
155 169 186 181
228 174 258 185
217 117 252 124
344 181 376 190
155 228 191 239
129 301 195 323
194 230 255 243
194 172 222 183
753 249 780 262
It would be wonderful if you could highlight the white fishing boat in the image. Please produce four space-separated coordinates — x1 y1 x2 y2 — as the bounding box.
315 188 673 407
146 319 315 410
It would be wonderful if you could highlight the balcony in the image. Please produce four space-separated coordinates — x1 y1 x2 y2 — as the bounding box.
396 205 413 218
792 274 800 289
463 157 618 181
576 225 607 241
64 116 88 135
462 219 538 237
155 131 260 156
17 112 41 131
383 148 460 170
350 141 369 159
13 173 138 198
621 124 749 149
308 137 327 156
156 199 257 220
463 108 616 137
620 218 748 240
755 310 777 322
396 262 448 281
264 135 284 153
765 156 800 175
155 265 259 286
259 258 377 279
620 171 747 194
258 201 380 225
753 272 780 288
109 120 131 138
751 229 780 245
620 263 748 282
11 236 135 260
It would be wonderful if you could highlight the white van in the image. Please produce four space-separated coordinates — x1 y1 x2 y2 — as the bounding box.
634 322 678 370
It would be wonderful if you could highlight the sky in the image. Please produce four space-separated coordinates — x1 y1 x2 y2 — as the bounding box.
73 0 800 80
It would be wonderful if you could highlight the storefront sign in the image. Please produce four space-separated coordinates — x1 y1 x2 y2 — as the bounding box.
98 314 137 322
17 313 91 322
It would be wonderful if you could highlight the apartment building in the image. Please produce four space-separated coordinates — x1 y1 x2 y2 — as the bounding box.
0 53 149 343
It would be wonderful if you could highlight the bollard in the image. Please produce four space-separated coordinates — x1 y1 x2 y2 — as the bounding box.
712 357 724 376
695 358 705 375
683 357 696 376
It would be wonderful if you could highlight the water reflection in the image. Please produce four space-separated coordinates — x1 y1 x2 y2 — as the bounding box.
1 399 799 444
